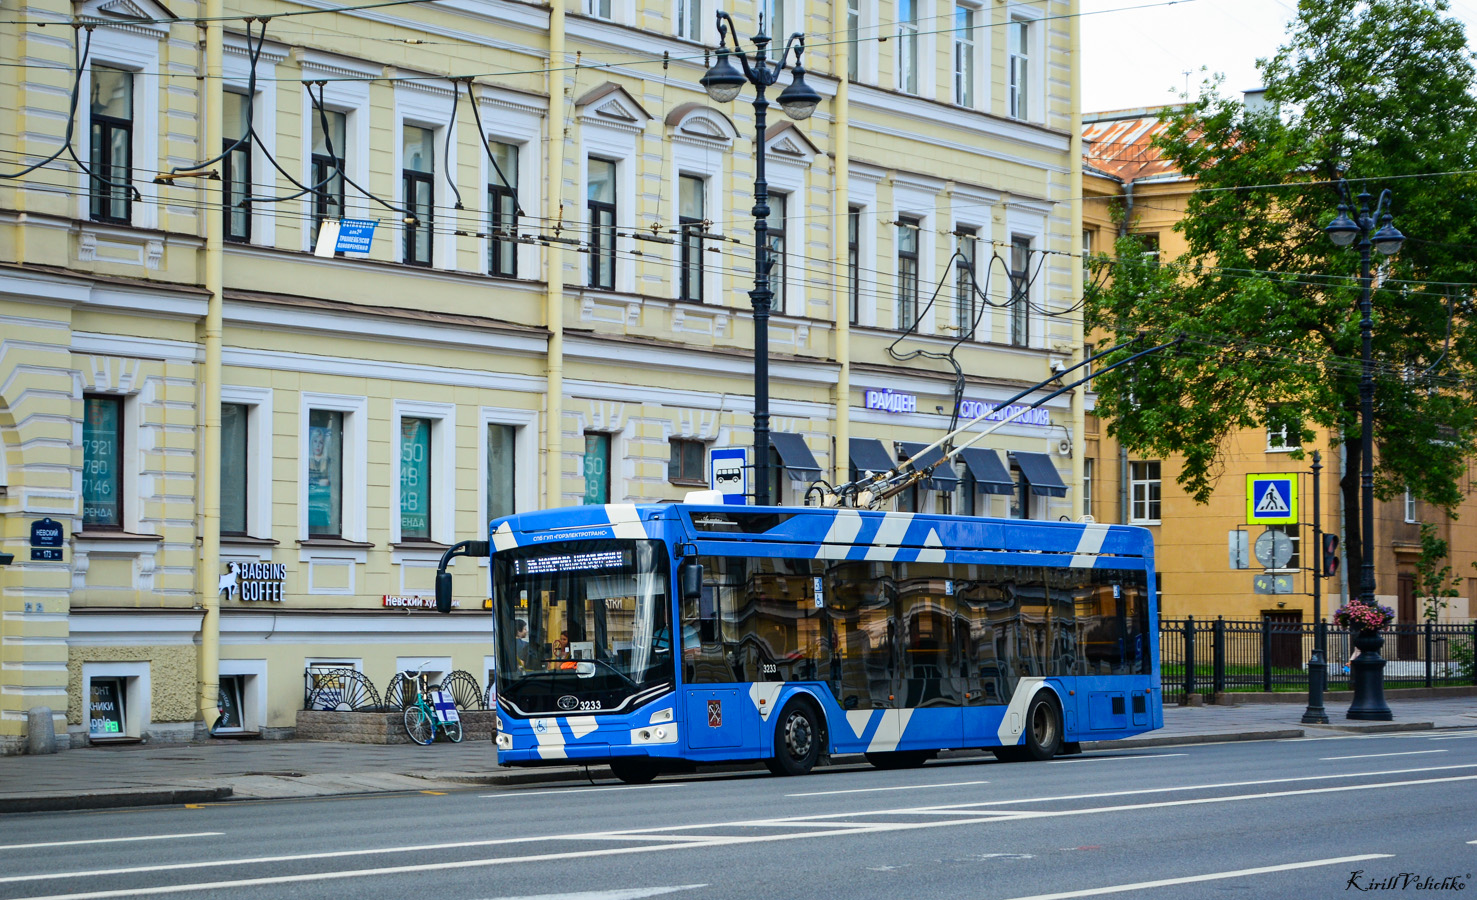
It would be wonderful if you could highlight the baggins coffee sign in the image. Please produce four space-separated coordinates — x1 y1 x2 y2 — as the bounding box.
219 562 286 602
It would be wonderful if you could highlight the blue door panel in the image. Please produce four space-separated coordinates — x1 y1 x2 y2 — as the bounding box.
685 688 742 749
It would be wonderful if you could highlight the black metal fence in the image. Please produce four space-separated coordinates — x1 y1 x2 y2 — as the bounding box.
1160 617 1477 705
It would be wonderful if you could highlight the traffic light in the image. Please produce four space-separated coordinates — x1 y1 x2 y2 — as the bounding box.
1322 533 1340 577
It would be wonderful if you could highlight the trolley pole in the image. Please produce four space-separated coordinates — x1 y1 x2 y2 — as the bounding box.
1302 450 1330 724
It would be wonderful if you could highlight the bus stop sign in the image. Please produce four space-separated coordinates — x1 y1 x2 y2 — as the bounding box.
708 447 748 505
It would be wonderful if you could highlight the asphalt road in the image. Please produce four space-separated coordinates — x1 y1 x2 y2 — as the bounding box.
2 730 1475 900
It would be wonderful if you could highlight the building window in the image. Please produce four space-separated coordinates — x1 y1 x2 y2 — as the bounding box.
897 218 920 330
1008 462 1025 519
88 677 128 738
399 417 432 541
767 192 788 310
769 0 788 41
898 0 919 94
1134 231 1161 264
848 206 861 325
847 0 860 81
307 409 344 537
957 468 978 517
679 174 705 302
222 91 251 243
668 438 707 485
90 66 133 224
221 402 249 535
1009 19 1029 120
955 228 977 339
487 423 517 522
588 0 611 17
1083 456 1094 519
488 141 519 277
588 158 617 290
1266 407 1299 452
583 432 611 505
1010 235 1030 347
953 5 975 107
678 0 702 40
1129 460 1161 524
1404 490 1417 524
83 394 123 529
402 125 435 266
311 109 347 238
1267 523 1300 570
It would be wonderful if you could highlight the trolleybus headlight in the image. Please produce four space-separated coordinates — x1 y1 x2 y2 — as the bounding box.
496 732 513 750
650 708 673 724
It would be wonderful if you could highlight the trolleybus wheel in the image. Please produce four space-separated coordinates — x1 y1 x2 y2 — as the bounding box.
609 758 660 784
995 693 1063 762
766 700 821 777
864 750 934 770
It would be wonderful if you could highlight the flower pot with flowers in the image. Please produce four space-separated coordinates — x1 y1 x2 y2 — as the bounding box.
1334 601 1396 675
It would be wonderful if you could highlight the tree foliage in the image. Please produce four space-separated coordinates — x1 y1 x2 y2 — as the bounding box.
1085 0 1477 569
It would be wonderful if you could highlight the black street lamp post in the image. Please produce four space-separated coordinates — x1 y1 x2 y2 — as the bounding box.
1324 179 1405 721
702 11 821 507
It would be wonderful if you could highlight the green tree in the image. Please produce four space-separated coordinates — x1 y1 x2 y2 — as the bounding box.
1413 523 1460 622
1086 0 1477 581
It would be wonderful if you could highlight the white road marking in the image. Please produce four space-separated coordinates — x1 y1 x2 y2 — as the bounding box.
473 887 707 900
0 833 223 851
1428 733 1477 740
786 780 989 797
9 770 1471 899
994 855 1392 900
479 785 685 798
1321 750 1448 761
1047 753 1187 764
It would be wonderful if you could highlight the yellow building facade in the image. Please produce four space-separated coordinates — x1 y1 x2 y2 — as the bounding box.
1082 107 1476 628
0 0 1091 751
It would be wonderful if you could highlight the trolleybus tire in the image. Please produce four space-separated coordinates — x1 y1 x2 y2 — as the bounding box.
765 700 821 776
609 758 660 784
864 750 934 770
993 693 1064 762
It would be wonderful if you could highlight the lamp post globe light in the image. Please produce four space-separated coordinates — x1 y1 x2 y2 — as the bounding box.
1324 179 1405 721
702 10 821 507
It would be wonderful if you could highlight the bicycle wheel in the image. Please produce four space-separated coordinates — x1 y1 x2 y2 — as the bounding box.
403 704 435 745
443 717 464 743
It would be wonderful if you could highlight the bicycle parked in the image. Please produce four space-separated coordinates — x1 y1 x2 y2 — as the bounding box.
401 662 463 745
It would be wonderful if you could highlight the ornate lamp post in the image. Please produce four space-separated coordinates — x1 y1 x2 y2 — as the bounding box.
1324 179 1405 721
701 11 821 506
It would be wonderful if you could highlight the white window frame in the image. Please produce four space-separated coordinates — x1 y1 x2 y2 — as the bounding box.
477 88 545 281
392 400 456 546
299 392 368 543
220 385 274 541
1129 460 1161 525
847 0 880 84
1006 4 1046 123
1266 408 1298 452
81 661 150 740
79 389 142 533
217 659 268 734
1404 490 1417 524
1082 456 1094 519
760 132 810 318
895 0 921 95
1004 205 1048 348
223 35 282 247
478 406 539 542
394 83 457 271
849 166 881 327
952 207 988 341
893 179 938 335
669 108 735 305
299 55 373 252
581 124 641 295
77 25 163 230
677 0 705 41
952 0 985 110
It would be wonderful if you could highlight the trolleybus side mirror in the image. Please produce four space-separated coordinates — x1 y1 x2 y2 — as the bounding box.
435 570 453 614
680 560 703 604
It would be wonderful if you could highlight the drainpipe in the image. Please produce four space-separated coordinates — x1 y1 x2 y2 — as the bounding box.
1115 180 1133 525
1067 0 1084 520
833 47 850 486
544 0 566 509
197 3 224 729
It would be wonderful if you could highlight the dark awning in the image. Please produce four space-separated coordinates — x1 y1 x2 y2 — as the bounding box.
957 447 1016 495
849 438 895 480
898 442 960 492
769 432 822 482
1013 451 1068 497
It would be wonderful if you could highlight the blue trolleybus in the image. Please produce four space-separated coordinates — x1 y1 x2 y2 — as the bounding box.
452 502 1160 783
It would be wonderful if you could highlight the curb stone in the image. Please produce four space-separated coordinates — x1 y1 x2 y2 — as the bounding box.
0 787 233 815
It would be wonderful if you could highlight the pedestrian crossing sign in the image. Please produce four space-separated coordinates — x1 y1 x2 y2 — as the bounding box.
1246 473 1298 525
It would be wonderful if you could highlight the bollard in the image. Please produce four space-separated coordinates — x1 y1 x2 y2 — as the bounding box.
26 706 57 755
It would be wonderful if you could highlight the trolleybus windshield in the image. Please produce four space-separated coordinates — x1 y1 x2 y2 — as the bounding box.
493 539 673 715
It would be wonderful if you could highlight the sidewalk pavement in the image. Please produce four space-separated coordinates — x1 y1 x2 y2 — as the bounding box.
3 694 1474 814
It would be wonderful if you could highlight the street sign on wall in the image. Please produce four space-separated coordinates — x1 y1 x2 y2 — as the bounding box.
1246 473 1298 525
